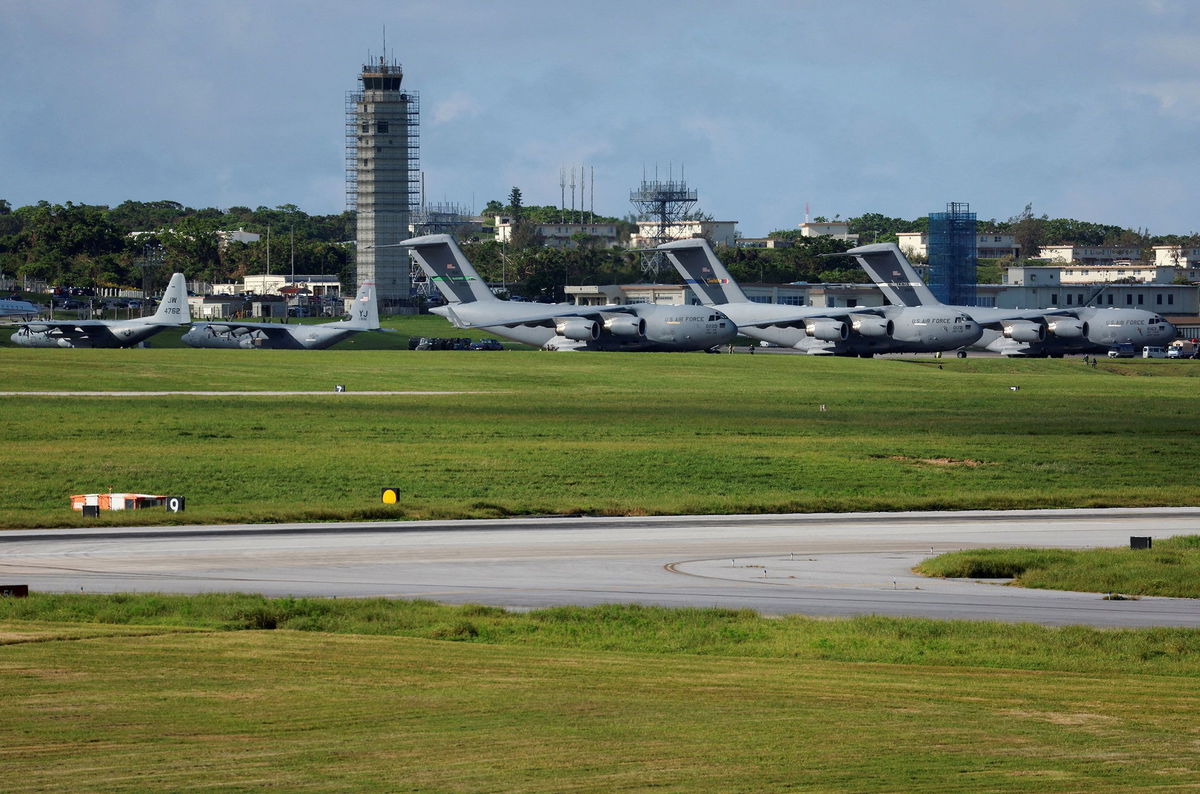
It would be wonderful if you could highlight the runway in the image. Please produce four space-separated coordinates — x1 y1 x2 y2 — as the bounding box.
3 508 1200 627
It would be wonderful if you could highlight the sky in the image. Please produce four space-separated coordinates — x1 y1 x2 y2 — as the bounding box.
2 0 1198 236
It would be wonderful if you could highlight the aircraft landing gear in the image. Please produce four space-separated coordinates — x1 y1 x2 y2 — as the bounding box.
956 350 967 358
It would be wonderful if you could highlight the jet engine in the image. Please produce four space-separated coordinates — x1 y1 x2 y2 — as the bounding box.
600 313 646 338
1002 320 1047 343
804 319 850 342
1046 318 1088 339
554 317 600 341
850 314 894 338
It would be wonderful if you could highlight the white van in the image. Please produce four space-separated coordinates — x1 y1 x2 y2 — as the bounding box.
1143 346 1167 359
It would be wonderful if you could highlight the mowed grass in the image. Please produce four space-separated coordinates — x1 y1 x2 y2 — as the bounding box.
918 535 1200 598
2 348 1198 527
5 595 1200 790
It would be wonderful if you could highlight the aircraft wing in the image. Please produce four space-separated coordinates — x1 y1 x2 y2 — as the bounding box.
964 307 1074 328
451 304 640 329
739 306 887 329
202 322 299 341
19 320 120 343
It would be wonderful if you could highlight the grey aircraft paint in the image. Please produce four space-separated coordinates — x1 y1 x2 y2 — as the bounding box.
397 234 736 352
11 273 190 348
848 243 1177 356
181 283 381 350
660 238 981 356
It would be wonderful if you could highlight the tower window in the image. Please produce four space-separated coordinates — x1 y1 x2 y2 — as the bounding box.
377 120 389 134
361 123 369 133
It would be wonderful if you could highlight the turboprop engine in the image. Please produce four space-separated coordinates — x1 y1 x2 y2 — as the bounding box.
600 313 646 338
554 317 600 341
804 319 850 342
850 314 894 338
1046 318 1088 339
1002 320 1047 343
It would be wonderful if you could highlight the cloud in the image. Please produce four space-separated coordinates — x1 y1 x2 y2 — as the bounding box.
431 92 482 125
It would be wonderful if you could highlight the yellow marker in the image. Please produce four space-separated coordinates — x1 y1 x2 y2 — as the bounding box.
381 487 400 505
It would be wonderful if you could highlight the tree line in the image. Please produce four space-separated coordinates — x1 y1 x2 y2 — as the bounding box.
2 196 1194 299
0 199 354 291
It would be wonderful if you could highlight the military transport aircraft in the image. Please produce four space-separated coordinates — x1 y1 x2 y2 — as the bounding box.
658 238 982 356
182 283 380 349
847 243 1176 357
11 273 189 348
395 234 736 352
0 297 39 319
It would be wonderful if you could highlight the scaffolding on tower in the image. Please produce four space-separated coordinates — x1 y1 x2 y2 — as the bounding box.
928 202 977 306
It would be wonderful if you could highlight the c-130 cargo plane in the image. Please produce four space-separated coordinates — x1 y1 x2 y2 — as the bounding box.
182 282 380 349
12 272 190 348
658 238 982 356
394 234 737 352
847 243 1176 357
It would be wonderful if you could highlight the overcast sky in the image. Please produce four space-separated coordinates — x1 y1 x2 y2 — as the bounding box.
2 0 1197 236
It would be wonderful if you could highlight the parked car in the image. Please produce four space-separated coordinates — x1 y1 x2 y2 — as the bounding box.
1107 343 1136 358
1143 346 1167 359
469 338 505 351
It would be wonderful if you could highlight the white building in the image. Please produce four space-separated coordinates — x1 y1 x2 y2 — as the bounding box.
628 220 739 248
1037 244 1143 266
897 232 1019 260
1153 245 1200 281
798 221 858 244
493 218 621 249
242 274 342 297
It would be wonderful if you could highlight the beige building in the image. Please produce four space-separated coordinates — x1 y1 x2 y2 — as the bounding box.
1037 244 1143 266
798 221 858 244
629 220 739 248
1153 245 1200 281
897 232 1019 259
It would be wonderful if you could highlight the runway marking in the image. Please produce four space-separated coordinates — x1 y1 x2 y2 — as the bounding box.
0 390 497 397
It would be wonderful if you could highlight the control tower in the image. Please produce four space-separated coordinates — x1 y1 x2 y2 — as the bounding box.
347 55 420 306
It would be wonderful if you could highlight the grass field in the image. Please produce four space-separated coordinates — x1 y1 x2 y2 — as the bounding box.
2 346 1198 528
918 535 1200 598
5 596 1200 790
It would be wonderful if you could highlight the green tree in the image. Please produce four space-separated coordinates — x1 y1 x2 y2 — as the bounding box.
1008 203 1047 260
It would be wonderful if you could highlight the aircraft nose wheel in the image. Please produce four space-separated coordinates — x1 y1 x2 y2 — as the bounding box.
956 350 967 358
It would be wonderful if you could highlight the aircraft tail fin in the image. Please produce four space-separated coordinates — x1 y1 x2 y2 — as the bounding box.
398 234 497 305
658 238 749 305
152 272 191 324
343 282 380 329
846 243 941 307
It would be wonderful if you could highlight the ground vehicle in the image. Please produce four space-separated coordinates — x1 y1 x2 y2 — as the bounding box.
1143 346 1167 359
469 338 504 351
1167 340 1197 359
1108 343 1136 358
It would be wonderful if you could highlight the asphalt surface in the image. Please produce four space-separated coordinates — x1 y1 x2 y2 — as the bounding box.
3 508 1200 627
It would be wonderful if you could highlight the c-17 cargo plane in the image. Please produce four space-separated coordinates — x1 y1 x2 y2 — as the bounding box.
182 282 380 349
394 234 737 352
12 273 190 348
658 238 982 355
847 243 1177 356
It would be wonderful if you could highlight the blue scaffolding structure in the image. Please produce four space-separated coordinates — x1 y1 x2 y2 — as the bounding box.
928 202 977 305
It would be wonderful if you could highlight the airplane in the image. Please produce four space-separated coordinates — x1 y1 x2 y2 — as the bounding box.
182 282 380 349
0 297 39 319
846 243 1177 357
394 234 737 352
11 273 190 348
658 238 982 356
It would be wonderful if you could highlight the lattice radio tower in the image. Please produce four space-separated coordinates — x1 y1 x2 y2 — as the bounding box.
629 165 698 277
